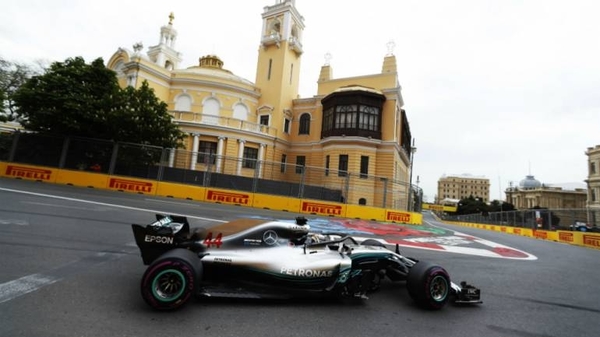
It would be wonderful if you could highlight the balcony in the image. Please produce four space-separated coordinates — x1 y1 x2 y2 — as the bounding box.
170 111 278 137
288 36 303 55
261 33 281 48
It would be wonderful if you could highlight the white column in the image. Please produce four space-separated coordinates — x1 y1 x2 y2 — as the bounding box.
190 133 200 170
236 139 245 175
257 143 266 179
216 136 226 173
168 148 176 167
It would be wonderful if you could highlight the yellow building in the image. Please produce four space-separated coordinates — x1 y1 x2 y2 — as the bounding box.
586 145 600 226
436 174 490 203
106 0 414 209
505 175 587 209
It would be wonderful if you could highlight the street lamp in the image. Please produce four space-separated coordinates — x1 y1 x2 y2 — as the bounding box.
407 139 417 211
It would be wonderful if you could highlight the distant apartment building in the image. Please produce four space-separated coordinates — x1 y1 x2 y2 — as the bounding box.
505 174 587 209
436 174 490 203
586 145 600 226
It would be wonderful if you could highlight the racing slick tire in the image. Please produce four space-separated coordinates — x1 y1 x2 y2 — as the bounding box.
406 261 450 310
140 248 202 310
360 239 386 248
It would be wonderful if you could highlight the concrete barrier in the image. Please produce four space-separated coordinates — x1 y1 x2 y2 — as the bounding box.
252 193 301 213
55 169 108 189
345 204 386 221
156 182 206 201
0 161 424 226
444 219 600 250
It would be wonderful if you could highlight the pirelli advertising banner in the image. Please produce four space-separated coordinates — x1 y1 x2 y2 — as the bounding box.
205 188 253 207
558 231 600 250
2 164 57 183
300 200 345 217
533 230 559 242
385 210 422 225
106 177 156 195
582 233 600 250
422 203 458 213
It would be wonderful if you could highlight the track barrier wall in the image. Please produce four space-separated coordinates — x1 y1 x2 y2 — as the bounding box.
446 220 600 251
156 182 206 201
0 162 422 225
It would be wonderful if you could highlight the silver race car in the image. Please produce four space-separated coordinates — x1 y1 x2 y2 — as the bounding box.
131 215 481 311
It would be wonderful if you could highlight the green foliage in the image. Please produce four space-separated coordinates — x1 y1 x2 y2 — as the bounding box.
455 195 489 215
488 199 515 213
12 57 119 136
0 89 5 120
11 57 183 149
455 196 515 216
0 57 40 122
117 81 183 148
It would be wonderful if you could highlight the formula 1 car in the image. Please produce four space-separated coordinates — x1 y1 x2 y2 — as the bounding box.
131 215 481 311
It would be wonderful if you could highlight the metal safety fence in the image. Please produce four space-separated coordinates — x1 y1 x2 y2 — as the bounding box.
442 208 600 231
0 131 422 210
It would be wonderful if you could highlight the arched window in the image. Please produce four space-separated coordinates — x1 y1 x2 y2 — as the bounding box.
233 103 248 121
298 113 310 135
113 61 125 77
202 97 220 125
270 20 281 36
174 94 192 112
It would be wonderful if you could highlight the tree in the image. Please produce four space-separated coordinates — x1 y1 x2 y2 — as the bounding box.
455 195 489 215
116 81 183 148
488 200 515 213
0 57 40 122
11 57 182 148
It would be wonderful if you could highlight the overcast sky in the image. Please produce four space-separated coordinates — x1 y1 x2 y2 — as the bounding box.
2 0 599 202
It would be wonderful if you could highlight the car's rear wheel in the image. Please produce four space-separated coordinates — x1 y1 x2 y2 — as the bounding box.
406 261 450 310
140 249 202 310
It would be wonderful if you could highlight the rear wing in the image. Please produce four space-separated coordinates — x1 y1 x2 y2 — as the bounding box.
131 214 191 265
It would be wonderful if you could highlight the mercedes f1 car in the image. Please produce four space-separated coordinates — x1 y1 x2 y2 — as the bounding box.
131 215 482 311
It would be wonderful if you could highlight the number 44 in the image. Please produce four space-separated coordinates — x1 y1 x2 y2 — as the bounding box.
203 232 223 248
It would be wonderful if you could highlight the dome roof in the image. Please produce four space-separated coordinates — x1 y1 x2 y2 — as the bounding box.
519 175 542 189
176 54 254 86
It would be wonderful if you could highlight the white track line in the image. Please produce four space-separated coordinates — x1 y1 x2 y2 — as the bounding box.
0 187 226 223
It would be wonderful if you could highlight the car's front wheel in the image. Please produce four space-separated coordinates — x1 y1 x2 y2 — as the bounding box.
140 249 202 310
406 261 450 310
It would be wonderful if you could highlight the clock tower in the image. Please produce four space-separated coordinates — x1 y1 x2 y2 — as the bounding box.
255 0 305 139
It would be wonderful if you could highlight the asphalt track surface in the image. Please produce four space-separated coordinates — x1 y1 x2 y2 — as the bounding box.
1 178 600 337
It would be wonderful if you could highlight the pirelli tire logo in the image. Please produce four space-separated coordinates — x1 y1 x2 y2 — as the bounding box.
386 211 411 223
207 190 250 205
559 232 574 243
534 231 548 239
108 178 154 193
5 165 53 181
301 202 342 216
583 235 600 248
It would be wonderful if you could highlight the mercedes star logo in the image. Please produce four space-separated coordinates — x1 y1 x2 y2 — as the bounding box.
263 230 278 246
